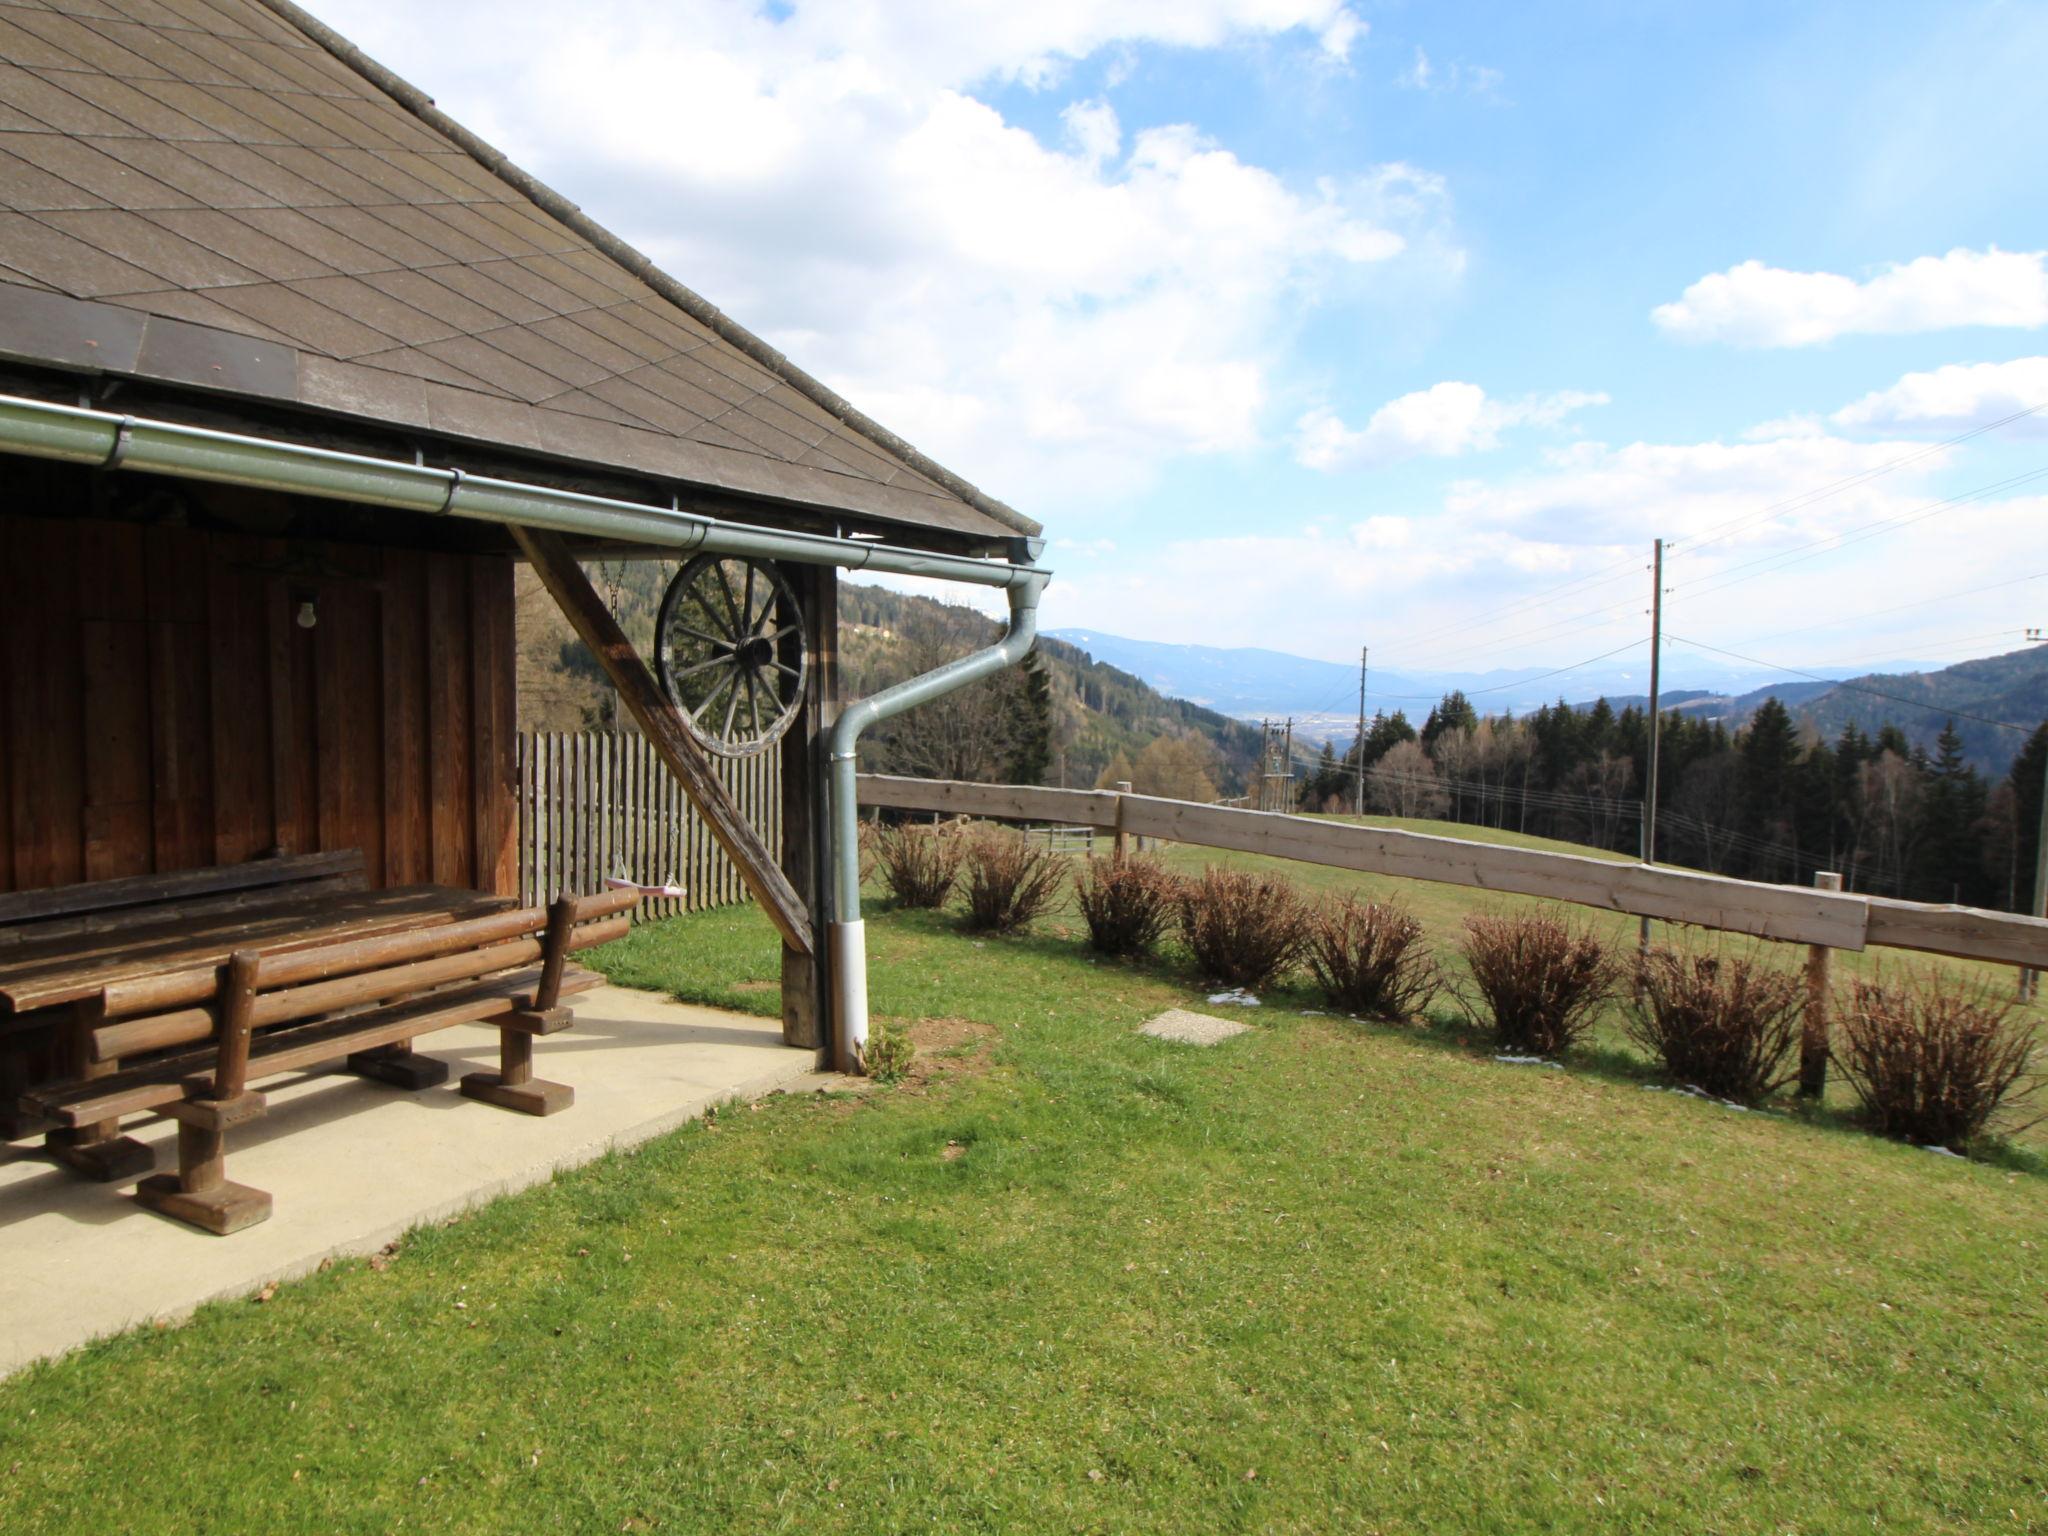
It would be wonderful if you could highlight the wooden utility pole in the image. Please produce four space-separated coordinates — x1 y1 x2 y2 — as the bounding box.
1355 645 1368 818
2022 627 2045 1002
1639 537 1664 953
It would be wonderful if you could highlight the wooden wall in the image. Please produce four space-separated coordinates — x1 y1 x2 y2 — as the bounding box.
0 513 517 898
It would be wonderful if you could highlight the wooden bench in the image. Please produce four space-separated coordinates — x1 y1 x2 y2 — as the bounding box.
0 850 369 952
19 890 639 1235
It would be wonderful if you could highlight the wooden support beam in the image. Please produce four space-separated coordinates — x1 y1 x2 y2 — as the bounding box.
513 527 812 955
778 561 834 1054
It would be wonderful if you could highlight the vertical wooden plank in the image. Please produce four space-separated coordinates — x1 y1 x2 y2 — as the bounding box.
145 524 214 875
78 519 151 880
380 548 429 887
470 555 517 896
314 576 383 882
570 729 585 896
207 533 275 867
266 571 306 855
5 515 85 889
426 555 472 887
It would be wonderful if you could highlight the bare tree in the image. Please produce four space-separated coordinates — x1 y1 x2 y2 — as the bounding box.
1562 752 1636 851
1369 739 1449 819
1430 727 1478 823
1859 750 1923 897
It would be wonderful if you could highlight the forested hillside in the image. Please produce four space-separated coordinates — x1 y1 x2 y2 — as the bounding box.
1296 690 2048 912
515 564 1260 798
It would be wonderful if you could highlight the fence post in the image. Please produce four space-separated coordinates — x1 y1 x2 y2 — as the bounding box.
1113 780 1131 863
1800 870 1843 1098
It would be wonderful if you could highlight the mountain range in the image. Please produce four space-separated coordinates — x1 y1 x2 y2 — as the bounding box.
1044 628 2047 775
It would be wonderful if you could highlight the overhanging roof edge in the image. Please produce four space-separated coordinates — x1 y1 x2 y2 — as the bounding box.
254 0 1042 540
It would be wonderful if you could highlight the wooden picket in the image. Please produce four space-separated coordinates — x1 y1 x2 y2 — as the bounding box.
516 730 781 923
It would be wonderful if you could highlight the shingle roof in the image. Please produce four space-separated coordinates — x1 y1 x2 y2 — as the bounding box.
0 0 1036 542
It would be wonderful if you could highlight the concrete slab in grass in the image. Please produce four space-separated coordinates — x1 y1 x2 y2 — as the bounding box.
1139 1009 1253 1046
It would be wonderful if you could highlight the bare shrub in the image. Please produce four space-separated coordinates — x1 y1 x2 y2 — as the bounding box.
856 818 880 889
1177 867 1306 989
1457 913 1616 1057
1074 854 1178 957
1831 973 2040 1148
1305 896 1441 1021
1624 947 1804 1102
961 828 1065 933
876 823 962 909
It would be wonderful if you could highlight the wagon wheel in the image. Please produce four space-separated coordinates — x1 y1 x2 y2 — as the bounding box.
653 554 808 757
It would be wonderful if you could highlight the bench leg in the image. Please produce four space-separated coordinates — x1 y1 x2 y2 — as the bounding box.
47 1121 156 1182
460 1009 573 1117
135 1093 271 1236
45 1006 153 1181
345 1040 451 1091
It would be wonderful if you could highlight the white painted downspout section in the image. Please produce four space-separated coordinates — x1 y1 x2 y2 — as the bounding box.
827 573 1045 1066
0 393 1051 1066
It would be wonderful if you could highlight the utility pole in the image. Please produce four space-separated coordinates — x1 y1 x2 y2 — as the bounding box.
1355 645 1368 818
2023 628 2046 1001
1639 538 1664 953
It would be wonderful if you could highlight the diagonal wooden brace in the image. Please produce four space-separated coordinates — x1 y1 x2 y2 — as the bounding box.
512 526 813 955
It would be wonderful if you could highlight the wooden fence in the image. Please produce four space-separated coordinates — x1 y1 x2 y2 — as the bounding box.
855 774 2048 970
517 731 780 922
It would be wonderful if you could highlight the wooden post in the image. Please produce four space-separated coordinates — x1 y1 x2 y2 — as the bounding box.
512 527 811 954
1113 780 1131 864
1800 871 1843 1098
460 895 576 1116
779 562 835 1058
135 950 272 1234
44 994 156 1181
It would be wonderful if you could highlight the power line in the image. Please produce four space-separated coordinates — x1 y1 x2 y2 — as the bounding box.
1728 571 2048 648
1668 398 2048 559
1392 550 1646 654
1667 464 2048 606
1370 637 1649 703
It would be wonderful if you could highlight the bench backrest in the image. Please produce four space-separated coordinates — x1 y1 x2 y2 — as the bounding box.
0 851 369 949
86 889 638 1071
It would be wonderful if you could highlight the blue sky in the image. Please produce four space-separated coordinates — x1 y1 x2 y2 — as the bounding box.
326 0 2048 685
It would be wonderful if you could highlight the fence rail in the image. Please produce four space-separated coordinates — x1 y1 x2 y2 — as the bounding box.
855 773 2048 969
518 731 780 922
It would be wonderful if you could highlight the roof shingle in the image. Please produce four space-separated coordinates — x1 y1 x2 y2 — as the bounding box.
0 0 1035 540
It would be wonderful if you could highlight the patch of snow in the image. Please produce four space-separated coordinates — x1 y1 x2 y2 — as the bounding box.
1494 1055 1563 1069
1922 1144 1966 1159
1207 989 1261 1007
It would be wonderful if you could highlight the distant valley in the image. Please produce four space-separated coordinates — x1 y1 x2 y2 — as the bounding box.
1045 628 2045 774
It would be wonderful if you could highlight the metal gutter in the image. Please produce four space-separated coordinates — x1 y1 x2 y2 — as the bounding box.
826 574 1046 1065
0 395 1046 590
0 392 1052 1069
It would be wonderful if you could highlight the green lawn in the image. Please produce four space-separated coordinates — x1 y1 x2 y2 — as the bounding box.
3 855 2044 1534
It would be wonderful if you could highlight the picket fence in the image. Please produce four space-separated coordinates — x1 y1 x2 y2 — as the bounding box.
517 730 781 922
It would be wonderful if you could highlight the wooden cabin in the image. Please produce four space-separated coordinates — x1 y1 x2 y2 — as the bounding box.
0 0 1037 1213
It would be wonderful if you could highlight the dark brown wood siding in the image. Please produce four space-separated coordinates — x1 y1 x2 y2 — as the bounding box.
0 513 517 898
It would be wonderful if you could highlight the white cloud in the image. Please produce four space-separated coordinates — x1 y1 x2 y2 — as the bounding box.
318 0 1433 510
1048 422 2048 668
1652 247 2048 347
1833 356 2048 433
1293 382 1606 469
1396 46 1502 96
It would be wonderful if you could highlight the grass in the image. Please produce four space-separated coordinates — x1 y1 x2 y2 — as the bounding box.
3 842 2046 1532
1136 814 2048 1156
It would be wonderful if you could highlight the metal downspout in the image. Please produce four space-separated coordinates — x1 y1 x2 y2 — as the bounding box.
827 572 1046 1066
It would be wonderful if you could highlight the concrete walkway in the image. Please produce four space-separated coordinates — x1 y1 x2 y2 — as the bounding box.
0 985 818 1377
